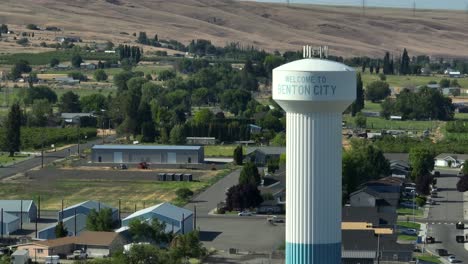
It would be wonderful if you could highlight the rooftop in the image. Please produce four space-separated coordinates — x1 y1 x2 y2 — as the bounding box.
246 147 286 156
36 231 120 247
0 200 35 212
92 145 202 151
123 202 193 222
61 200 117 213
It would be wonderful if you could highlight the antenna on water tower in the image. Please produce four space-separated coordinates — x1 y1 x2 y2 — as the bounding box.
303 45 329 59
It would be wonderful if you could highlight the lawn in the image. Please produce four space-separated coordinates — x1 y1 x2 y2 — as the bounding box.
454 112 468 120
397 234 418 241
363 101 381 112
204 145 245 157
397 207 423 217
415 254 441 263
0 168 231 211
0 153 30 166
397 221 421 230
360 72 468 88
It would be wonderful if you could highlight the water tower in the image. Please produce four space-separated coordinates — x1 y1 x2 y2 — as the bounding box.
273 59 356 263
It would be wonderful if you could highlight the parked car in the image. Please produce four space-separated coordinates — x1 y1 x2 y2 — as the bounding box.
436 248 448 256
267 216 285 223
456 222 465 229
402 228 417 235
456 235 465 243
448 255 457 263
434 171 440 177
400 201 417 208
425 236 435 244
238 211 253 216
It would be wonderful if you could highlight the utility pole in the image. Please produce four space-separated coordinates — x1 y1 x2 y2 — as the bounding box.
77 117 81 156
413 0 416 17
362 0 366 16
376 233 381 264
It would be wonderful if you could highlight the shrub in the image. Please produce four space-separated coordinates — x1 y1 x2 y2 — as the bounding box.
415 196 427 207
176 188 194 200
16 38 29 46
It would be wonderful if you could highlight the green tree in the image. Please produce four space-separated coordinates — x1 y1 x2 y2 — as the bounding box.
366 81 391 102
86 208 114 232
350 73 364 116
400 48 410 75
28 99 52 127
16 38 29 46
141 121 156 143
71 54 83 68
49 58 60 67
59 91 81 113
176 188 194 200
24 85 57 105
462 161 468 176
457 175 468 192
55 221 68 238
263 55 285 80
10 60 32 80
170 124 186 145
80 94 107 113
383 52 391 74
158 69 176 81
170 231 206 260
137 32 148 44
409 147 435 182
0 24 8 34
267 158 279 173
68 71 87 81
233 145 243 165
5 103 21 157
193 109 214 125
94 69 108 81
114 71 135 92
26 24 39 30
128 218 170 244
439 78 450 88
225 184 263 211
239 162 261 186
271 132 286 146
354 112 367 128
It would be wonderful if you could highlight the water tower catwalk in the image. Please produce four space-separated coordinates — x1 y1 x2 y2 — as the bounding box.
273 59 356 263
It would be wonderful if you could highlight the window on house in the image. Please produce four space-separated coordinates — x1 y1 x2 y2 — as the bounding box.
37 249 43 253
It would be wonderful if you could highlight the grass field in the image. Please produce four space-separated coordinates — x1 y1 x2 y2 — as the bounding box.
361 72 468 88
363 101 382 112
344 115 440 131
397 234 418 241
204 145 245 157
0 153 30 166
455 112 468 120
0 168 231 211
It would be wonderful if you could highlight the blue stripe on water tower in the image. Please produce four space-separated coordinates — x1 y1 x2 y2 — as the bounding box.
286 242 341 264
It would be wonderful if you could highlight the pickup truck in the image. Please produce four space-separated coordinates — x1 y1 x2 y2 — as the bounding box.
67 250 87 260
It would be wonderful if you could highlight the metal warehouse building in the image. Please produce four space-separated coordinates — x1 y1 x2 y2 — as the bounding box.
0 200 37 223
120 202 193 235
38 214 87 239
58 200 119 222
0 212 20 235
91 145 204 164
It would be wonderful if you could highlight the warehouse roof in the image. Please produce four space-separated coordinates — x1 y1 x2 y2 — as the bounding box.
246 147 286 156
0 200 35 212
36 231 120 247
61 200 117 213
39 214 87 237
123 202 193 222
92 145 202 151
0 211 19 223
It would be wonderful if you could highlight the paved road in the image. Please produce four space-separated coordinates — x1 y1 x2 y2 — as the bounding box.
185 169 285 252
0 136 114 179
426 169 468 262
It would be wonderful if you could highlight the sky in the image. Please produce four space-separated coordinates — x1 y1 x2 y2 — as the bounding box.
252 0 468 11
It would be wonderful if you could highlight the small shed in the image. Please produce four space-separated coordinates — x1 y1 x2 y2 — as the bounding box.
11 249 29 264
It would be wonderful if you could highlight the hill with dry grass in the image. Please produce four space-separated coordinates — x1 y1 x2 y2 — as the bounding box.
1 0 468 58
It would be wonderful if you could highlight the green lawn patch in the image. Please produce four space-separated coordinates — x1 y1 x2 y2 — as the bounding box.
0 153 30 166
397 221 421 230
415 254 441 263
363 101 381 112
360 72 468 88
398 234 418 241
455 112 468 120
397 207 423 217
343 116 441 131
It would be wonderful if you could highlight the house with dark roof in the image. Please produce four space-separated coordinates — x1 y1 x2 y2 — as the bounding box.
0 200 37 223
245 147 285 165
342 207 397 228
362 176 405 194
349 188 399 213
92 145 204 164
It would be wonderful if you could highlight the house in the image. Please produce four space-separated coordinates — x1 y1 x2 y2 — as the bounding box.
245 147 285 165
435 153 468 168
342 207 397 228
248 124 262 134
0 200 37 223
91 145 204 164
54 64 70 70
0 211 20 235
121 202 193 235
390 160 410 178
349 188 398 213
186 137 216 145
11 250 29 264
362 176 405 194
426 83 440 89
38 214 87 239
80 63 97 70
60 113 94 124
17 231 126 259
58 200 119 222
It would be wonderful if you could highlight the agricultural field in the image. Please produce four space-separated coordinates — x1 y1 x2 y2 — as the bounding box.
204 145 245 157
360 72 468 88
0 166 232 211
344 115 440 132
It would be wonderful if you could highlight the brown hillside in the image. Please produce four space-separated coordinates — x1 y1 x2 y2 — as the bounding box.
0 0 468 58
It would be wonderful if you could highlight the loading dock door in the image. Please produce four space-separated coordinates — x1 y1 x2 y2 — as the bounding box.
114 152 123 163
168 152 176 164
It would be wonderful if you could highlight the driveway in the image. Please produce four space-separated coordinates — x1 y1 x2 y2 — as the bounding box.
185 169 285 252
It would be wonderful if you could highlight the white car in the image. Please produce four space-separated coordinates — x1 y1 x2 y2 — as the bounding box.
238 211 252 216
448 255 457 263
402 228 417 235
